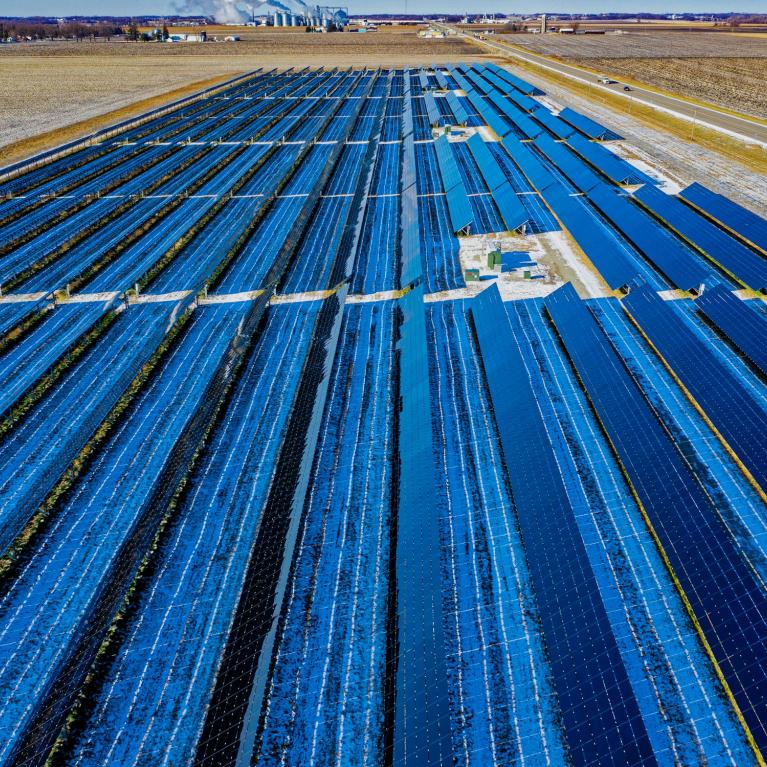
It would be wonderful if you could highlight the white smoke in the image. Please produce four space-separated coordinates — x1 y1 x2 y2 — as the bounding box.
174 0 320 23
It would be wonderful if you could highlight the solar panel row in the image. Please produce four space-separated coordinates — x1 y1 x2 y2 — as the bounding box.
567 133 652 185
541 184 637 289
635 184 767 291
471 284 657 767
588 186 711 291
394 286 452 767
559 106 623 141
696 284 767 378
623 282 767 498
434 135 473 233
533 134 605 193
445 90 468 125
531 106 575 140
485 62 541 95
466 134 528 231
681 182 767 254
545 282 767 760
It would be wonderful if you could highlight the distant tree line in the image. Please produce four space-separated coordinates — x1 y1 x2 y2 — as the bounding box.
0 20 121 41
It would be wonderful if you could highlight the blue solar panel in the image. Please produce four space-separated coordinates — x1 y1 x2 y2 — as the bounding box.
488 93 544 139
462 91 513 138
505 89 539 113
567 133 654 185
559 107 623 140
531 106 575 139
401 95 422 286
471 284 656 767
680 182 767 254
433 134 462 190
589 185 711 291
445 64 473 95
483 70 517 98
635 184 767 291
461 68 489 96
501 134 559 193
543 184 638 289
623 282 767 497
466 134 505 191
485 62 541 95
467 135 528 231
423 92 442 127
445 90 468 125
435 70 449 90
434 135 473 233
696 284 767 377
546 282 767 759
394 286 452 766
533 134 605 193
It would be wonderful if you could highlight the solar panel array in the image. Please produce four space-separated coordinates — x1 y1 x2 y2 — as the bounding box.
0 62 766 767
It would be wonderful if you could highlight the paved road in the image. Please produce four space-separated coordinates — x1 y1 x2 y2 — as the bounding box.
446 27 767 147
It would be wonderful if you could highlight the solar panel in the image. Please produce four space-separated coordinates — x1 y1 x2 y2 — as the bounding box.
680 182 767 254
466 133 506 191
501 135 559 193
545 282 767 759
445 65 473 95
533 134 605 193
542 183 637 289
530 106 575 140
434 135 473 233
589 185 711 291
488 93 544 139
635 184 767 291
394 286 452 766
567 133 653 185
434 70 449 90
623 282 767 498
505 89 539 113
484 62 541 95
466 92 513 138
461 69 489 95
696 283 767 377
445 90 468 126
401 94 421 286
471 284 656 767
559 107 623 140
423 92 442 127
467 134 528 231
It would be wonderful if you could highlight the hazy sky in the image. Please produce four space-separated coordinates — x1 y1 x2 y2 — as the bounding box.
7 0 765 16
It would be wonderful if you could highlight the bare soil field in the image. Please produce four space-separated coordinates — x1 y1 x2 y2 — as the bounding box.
0 58 247 154
500 31 767 59
0 29 481 162
498 31 767 117
1 29 478 61
575 57 767 117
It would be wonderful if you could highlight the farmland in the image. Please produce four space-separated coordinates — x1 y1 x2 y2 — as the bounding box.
500 31 767 116
0 27 480 161
0 60 767 767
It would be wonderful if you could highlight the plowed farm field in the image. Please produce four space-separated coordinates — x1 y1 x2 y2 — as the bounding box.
502 32 767 117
